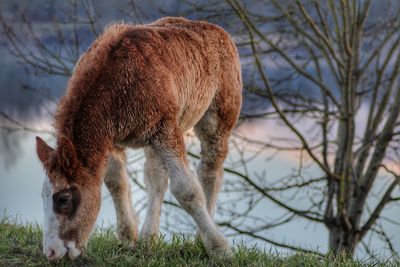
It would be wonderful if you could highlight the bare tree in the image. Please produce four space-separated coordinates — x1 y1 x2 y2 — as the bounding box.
217 0 400 257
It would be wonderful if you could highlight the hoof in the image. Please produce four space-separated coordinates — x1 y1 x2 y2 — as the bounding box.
117 225 138 249
139 232 160 244
200 233 234 259
118 234 138 250
125 240 137 250
208 244 234 259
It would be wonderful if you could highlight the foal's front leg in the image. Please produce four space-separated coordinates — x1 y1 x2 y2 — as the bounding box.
104 148 138 247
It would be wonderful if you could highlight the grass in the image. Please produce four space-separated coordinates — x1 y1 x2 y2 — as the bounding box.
0 217 398 266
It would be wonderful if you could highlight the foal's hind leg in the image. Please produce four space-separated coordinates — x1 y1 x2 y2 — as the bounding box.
194 81 241 218
140 147 169 238
153 123 232 257
194 111 230 218
104 148 138 246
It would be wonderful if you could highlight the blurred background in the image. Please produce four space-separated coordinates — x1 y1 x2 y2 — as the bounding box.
1 0 399 260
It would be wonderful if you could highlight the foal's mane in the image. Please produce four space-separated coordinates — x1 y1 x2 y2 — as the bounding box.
55 23 131 142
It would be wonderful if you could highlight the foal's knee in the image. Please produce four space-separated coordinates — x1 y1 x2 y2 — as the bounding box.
170 173 206 211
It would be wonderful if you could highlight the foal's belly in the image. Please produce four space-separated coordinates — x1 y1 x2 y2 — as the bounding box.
118 82 215 149
117 105 210 150
176 85 216 132
178 104 209 132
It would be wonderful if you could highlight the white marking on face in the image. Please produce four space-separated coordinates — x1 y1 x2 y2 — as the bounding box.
66 241 81 259
42 175 68 261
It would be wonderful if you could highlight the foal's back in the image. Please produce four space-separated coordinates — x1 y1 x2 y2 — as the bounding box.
57 17 241 148
148 17 242 131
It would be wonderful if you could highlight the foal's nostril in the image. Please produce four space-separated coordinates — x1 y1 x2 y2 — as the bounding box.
44 240 68 261
47 248 56 260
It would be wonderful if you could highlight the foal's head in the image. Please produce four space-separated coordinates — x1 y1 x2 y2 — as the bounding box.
36 136 101 261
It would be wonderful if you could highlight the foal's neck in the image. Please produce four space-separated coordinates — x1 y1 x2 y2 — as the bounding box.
58 123 112 178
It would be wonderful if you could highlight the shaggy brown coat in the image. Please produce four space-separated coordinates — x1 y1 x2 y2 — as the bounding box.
37 16 242 259
56 17 241 170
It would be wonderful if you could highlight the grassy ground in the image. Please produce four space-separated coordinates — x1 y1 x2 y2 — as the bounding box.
0 218 398 266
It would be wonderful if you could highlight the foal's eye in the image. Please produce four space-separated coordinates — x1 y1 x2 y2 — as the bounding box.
58 195 70 205
53 191 71 207
52 187 80 217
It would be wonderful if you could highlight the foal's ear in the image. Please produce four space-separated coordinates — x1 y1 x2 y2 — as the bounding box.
57 136 78 178
36 136 54 166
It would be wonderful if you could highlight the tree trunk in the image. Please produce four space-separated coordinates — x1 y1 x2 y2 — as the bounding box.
328 225 360 256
